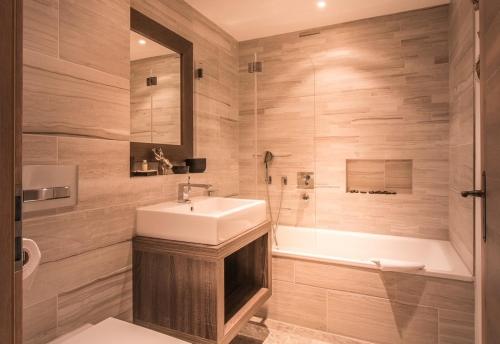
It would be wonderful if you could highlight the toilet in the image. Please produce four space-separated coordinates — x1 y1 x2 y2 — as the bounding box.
48 318 189 344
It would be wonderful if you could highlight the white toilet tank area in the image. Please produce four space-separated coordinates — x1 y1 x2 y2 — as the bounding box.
49 318 189 344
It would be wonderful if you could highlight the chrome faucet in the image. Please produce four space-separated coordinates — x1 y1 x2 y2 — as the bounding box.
177 176 213 203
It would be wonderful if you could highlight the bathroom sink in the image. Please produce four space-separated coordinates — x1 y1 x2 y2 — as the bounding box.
136 197 267 245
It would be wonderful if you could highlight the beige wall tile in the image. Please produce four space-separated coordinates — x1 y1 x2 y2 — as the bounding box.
23 204 135 263
238 6 452 240
346 160 385 192
385 160 413 193
272 257 294 282
314 137 351 189
59 0 130 78
449 144 474 191
24 50 129 90
56 137 139 211
23 65 130 141
327 290 438 344
259 188 315 228
260 280 327 331
257 96 314 141
24 0 58 57
395 275 474 313
23 297 58 344
295 261 397 299
57 270 132 336
315 187 449 240
22 134 58 165
439 309 475 344
449 189 474 272
24 241 132 308
22 1 240 343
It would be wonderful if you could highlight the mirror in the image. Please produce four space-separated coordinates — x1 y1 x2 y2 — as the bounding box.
130 31 181 145
130 9 193 174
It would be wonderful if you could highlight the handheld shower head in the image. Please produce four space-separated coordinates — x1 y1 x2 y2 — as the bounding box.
262 149 282 248
263 151 274 167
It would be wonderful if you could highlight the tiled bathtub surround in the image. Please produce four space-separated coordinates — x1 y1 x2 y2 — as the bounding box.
239 6 451 240
260 257 475 344
22 0 239 343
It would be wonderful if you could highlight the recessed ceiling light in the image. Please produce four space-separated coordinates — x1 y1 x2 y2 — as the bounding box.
138 39 147 45
317 0 326 9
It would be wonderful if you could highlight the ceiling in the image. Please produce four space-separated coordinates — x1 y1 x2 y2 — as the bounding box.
130 31 178 61
185 0 450 41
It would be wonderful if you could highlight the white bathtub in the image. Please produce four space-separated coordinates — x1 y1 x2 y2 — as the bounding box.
273 225 473 282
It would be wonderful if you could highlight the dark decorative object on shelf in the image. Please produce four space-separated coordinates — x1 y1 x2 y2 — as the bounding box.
132 170 158 177
146 76 157 86
196 68 203 79
369 190 397 195
172 166 190 174
185 158 206 173
348 189 397 195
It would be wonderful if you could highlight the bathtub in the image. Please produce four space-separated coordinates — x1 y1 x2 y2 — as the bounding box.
273 225 473 282
262 225 474 342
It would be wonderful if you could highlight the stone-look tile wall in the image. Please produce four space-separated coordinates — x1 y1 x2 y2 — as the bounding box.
239 6 451 240
261 257 475 344
449 0 475 272
22 0 239 343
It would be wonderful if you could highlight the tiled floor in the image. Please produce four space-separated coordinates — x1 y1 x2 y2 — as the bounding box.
232 318 373 344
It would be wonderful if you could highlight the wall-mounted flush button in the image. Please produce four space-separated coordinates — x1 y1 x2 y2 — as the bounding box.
297 172 314 189
23 165 78 213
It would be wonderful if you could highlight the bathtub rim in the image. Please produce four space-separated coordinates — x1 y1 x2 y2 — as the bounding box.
272 249 474 282
273 225 474 282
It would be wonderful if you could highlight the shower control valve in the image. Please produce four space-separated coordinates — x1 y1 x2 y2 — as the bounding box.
297 172 314 189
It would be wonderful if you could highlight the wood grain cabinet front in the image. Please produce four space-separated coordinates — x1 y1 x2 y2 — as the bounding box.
133 221 272 344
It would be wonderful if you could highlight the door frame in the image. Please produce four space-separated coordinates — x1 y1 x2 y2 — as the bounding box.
473 5 484 344
0 0 22 343
480 0 500 342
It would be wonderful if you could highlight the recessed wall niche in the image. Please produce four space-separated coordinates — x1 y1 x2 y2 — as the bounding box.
346 159 413 194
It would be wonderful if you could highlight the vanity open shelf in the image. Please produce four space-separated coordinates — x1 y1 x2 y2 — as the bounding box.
133 221 272 344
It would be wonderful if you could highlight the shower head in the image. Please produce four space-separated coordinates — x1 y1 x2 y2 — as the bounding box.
263 151 274 167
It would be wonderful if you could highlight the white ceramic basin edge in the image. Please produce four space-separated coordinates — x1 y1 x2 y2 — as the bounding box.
136 197 267 245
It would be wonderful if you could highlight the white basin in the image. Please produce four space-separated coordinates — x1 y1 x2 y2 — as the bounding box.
136 197 267 245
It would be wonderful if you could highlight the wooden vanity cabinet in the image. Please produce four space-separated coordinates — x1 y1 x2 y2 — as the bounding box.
133 221 272 344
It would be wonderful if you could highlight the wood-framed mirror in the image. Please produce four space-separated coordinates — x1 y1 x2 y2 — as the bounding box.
130 8 193 176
